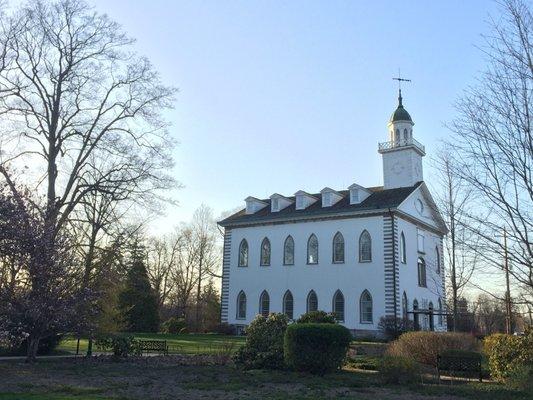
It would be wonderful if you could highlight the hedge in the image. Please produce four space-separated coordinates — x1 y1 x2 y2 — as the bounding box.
387 331 479 367
483 330 533 382
284 323 352 374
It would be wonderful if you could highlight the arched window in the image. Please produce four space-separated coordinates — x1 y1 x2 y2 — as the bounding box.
307 290 318 312
238 239 248 267
395 129 400 142
417 257 427 287
332 232 345 263
438 298 443 326
283 235 295 265
400 232 406 264
429 301 434 331
413 299 419 330
402 291 408 320
435 246 441 274
259 290 270 317
260 237 271 266
307 234 319 264
236 291 246 319
359 230 372 262
283 290 294 320
333 290 345 322
403 128 408 140
360 290 373 323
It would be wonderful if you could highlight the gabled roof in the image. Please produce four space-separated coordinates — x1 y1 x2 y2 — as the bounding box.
218 182 423 227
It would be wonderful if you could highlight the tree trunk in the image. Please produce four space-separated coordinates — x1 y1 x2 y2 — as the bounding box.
26 336 40 363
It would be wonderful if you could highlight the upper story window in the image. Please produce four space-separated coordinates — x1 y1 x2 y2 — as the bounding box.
400 232 406 263
271 197 279 212
323 192 332 207
359 230 372 262
283 290 294 320
417 257 427 287
283 235 295 265
417 229 425 253
332 290 345 322
236 291 246 320
307 234 319 264
296 196 304 209
403 128 408 140
435 246 441 274
332 232 345 263
260 237 271 266
238 239 248 267
307 290 318 312
360 290 373 324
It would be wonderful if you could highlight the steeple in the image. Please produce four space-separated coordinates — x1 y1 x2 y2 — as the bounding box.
379 88 425 189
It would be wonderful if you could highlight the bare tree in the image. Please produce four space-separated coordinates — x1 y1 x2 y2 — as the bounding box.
447 0 533 308
0 0 176 248
432 148 477 330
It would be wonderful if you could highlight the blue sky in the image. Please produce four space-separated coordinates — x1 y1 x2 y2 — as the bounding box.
88 0 500 230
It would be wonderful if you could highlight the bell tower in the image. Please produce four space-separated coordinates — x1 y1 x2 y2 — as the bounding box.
378 89 425 189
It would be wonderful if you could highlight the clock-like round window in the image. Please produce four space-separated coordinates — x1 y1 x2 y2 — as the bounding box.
415 199 424 214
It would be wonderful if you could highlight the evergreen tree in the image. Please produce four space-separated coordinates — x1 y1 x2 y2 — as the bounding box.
118 258 160 332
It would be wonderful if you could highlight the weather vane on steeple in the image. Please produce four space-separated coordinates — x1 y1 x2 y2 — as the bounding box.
392 69 411 106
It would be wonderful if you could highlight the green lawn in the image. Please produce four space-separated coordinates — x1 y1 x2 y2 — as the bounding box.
58 333 246 355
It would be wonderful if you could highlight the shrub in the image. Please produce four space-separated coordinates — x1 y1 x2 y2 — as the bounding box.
377 316 414 339
284 323 352 375
0 334 63 356
387 331 479 367
296 311 336 324
483 330 533 382
378 355 421 384
95 334 141 358
505 364 533 392
211 323 236 335
233 313 288 370
161 317 187 334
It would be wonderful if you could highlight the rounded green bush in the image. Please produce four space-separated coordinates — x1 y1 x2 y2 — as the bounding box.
296 311 336 324
284 323 352 375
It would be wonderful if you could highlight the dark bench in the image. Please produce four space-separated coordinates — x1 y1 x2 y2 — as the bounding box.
138 339 169 355
437 350 482 382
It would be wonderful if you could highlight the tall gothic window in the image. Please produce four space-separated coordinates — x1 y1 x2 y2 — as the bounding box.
403 128 408 140
238 239 248 267
333 290 345 322
360 290 373 323
307 290 318 312
359 230 372 262
402 291 408 320
435 246 441 274
400 232 406 263
307 234 318 264
283 290 294 320
236 291 246 319
332 232 345 263
259 290 270 317
283 235 294 265
260 237 271 266
417 257 427 287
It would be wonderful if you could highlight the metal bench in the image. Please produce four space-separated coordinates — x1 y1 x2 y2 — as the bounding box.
437 350 482 382
137 339 169 355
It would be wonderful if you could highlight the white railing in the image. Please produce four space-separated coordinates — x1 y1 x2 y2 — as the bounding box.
378 138 425 153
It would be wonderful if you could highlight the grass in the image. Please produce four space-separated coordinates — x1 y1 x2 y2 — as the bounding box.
57 332 246 355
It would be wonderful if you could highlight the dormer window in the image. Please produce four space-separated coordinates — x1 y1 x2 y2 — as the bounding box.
348 184 371 205
320 187 342 208
323 192 331 207
245 197 268 214
296 196 304 209
294 191 318 210
271 198 279 212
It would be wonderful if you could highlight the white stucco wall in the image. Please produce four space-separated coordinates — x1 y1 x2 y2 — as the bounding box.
226 216 385 332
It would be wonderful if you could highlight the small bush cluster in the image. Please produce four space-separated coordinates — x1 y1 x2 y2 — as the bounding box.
95 334 141 357
161 317 187 334
387 331 479 367
233 313 288 370
211 323 236 335
377 316 414 339
296 311 336 324
483 329 533 385
378 355 421 384
0 334 63 356
284 323 352 375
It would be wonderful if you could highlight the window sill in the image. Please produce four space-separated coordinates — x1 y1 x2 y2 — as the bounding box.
283 263 294 266
307 262 318 266
237 265 248 268
236 317 246 320
260 265 271 267
332 261 345 264
359 260 372 263
360 321 373 325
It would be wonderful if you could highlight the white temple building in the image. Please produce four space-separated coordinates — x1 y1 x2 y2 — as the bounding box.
218 90 447 336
